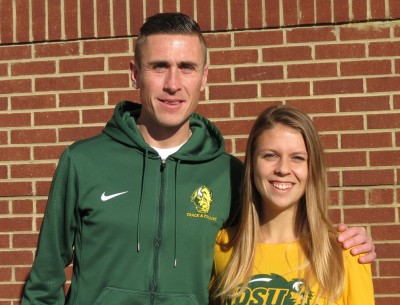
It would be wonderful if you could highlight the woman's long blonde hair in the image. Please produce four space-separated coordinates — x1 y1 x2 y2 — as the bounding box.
211 105 344 304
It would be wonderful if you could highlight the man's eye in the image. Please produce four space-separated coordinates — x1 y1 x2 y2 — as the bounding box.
181 64 195 72
153 63 167 70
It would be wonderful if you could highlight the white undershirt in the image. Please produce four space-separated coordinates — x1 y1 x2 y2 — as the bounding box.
152 143 185 161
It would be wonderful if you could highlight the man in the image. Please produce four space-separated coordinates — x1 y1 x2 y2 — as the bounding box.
21 13 375 305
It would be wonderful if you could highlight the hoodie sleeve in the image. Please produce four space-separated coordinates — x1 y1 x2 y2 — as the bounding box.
21 148 79 305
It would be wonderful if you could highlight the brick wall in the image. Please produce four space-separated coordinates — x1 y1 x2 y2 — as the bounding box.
1 1 399 304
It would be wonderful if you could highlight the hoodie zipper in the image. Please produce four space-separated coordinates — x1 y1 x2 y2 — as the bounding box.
151 158 166 304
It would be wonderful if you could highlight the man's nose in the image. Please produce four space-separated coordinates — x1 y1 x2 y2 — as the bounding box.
164 68 181 94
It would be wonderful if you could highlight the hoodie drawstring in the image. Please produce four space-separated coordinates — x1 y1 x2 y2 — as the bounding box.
173 160 181 268
137 148 149 252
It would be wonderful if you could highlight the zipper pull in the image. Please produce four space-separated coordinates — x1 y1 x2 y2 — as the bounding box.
160 158 166 170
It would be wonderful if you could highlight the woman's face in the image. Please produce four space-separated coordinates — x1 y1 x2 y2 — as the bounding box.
252 123 308 214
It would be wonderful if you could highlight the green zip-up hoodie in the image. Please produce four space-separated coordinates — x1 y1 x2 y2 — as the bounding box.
21 101 243 305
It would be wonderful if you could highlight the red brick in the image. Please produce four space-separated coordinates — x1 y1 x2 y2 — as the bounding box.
59 126 103 142
83 74 129 89
370 0 387 19
0 63 8 77
196 0 211 31
129 0 143 36
315 43 366 59
325 151 367 167
0 283 25 299
299 0 315 24
369 188 394 205
15 266 32 282
390 0 400 18
328 208 341 224
370 150 400 166
0 165 7 179
36 181 52 196
327 171 340 187
83 108 114 124
234 101 282 117
396 132 400 147
145 0 160 18
0 79 32 94
64 0 79 39
34 42 80 58
0 201 9 214
235 66 284 81
369 41 400 56
15 0 30 43
343 169 394 186
314 79 364 95
0 132 8 145
234 31 283 47
0 97 7 111
0 147 30 161
13 234 39 248
235 137 248 154
286 98 336 113
396 59 400 74
261 82 310 98
329 190 339 206
375 243 400 259
11 60 56 76
210 50 258 65
372 225 400 240
231 0 246 29
380 260 400 276
11 95 56 110
35 76 80 92
11 163 56 179
288 63 337 78
265 0 280 27
109 56 132 71
0 113 31 127
287 27 336 43
340 25 391 40
213 0 229 30
108 90 140 105
344 207 395 223
282 0 298 25
367 76 400 93
207 68 232 83
373 278 400 295
352 1 368 20
196 103 231 119
0 233 9 247
0 0 13 44
113 0 128 36
34 145 66 160
214 120 254 136
0 45 31 60
0 268 11 281
204 34 231 48
341 60 392 76
48 0 62 40
314 115 364 131
367 113 400 129
59 92 105 107
80 0 95 38
247 0 263 28
180 1 195 20
333 0 349 22
96 0 111 37
12 200 33 214
31 0 45 41
0 218 32 232
343 189 366 205
209 84 258 100
316 0 332 23
59 57 105 73
339 95 390 112
262 46 312 62
83 39 129 55
11 129 57 144
34 111 80 126
341 132 392 149
319 134 339 149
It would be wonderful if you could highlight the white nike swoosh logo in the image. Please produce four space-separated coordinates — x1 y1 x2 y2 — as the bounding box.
101 191 128 202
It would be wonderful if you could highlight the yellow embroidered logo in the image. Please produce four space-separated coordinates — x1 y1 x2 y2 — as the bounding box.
187 186 217 221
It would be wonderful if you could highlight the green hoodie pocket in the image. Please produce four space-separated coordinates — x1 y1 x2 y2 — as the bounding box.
93 287 199 305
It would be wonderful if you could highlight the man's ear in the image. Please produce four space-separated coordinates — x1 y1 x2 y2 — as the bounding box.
129 60 140 89
200 64 209 92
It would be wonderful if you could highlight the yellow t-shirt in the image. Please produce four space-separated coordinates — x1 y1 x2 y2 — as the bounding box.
213 230 375 305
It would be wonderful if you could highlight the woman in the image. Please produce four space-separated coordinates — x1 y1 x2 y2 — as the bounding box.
211 105 374 305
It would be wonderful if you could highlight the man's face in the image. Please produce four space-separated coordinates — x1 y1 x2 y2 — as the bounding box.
131 34 208 131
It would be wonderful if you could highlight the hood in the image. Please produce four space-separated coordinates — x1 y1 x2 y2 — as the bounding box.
103 101 226 162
